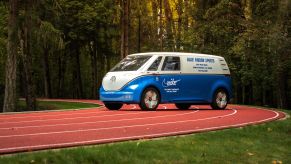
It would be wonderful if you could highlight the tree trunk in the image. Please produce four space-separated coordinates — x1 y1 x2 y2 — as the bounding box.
120 0 130 58
150 0 160 50
262 85 266 106
21 28 36 111
176 0 183 50
277 68 288 109
287 71 291 109
104 26 111 73
137 0 141 53
72 42 83 98
90 41 97 99
21 0 36 111
242 85 246 104
275 0 289 109
164 0 173 50
77 49 83 98
42 48 52 98
184 0 189 32
57 52 66 98
159 0 163 51
96 46 103 99
3 0 18 112
120 0 124 59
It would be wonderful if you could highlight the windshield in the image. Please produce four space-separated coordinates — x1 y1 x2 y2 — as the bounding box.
111 55 152 72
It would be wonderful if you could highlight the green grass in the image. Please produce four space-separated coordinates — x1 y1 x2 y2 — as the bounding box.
0 108 290 163
17 100 100 111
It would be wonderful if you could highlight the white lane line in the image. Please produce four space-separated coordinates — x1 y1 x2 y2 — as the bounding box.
0 111 150 125
0 111 199 130
0 105 199 130
0 109 107 121
0 109 283 153
0 109 236 138
0 103 180 122
0 103 189 124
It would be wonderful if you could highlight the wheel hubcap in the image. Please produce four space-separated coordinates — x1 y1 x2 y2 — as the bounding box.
144 90 158 109
216 91 227 108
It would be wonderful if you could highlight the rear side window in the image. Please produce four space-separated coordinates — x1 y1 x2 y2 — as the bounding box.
148 57 162 71
162 56 180 71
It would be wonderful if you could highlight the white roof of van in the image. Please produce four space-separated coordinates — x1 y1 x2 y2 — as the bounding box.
129 52 224 59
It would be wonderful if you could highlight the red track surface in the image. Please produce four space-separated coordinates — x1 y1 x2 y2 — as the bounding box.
0 99 285 154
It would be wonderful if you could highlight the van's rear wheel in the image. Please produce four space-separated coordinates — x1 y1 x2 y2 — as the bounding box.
211 89 228 110
139 87 160 111
175 103 191 110
104 103 123 110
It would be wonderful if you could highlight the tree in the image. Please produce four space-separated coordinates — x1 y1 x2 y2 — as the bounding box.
37 21 64 98
19 0 37 111
0 2 7 110
0 0 290 111
3 0 18 112
272 0 290 108
120 0 130 58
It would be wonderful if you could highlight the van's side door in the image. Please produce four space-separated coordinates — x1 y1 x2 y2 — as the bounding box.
159 56 207 103
159 56 188 102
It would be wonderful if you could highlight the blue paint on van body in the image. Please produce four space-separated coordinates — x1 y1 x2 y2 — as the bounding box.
100 74 232 104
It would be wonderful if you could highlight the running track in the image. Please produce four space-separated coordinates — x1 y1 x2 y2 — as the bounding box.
0 99 286 154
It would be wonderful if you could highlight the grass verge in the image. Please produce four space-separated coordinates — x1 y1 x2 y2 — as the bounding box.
17 100 100 111
0 108 290 163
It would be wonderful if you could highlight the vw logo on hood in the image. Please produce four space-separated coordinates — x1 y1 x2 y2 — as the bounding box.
110 76 116 82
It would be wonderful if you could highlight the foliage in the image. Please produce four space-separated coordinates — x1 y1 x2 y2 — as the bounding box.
231 0 291 107
0 0 290 110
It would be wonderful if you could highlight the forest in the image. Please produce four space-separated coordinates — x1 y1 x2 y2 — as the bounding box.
0 0 290 112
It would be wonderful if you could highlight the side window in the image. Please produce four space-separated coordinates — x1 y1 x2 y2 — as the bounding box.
162 56 180 71
148 57 162 71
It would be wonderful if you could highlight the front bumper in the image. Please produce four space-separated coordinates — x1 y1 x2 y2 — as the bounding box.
99 86 142 103
100 91 134 102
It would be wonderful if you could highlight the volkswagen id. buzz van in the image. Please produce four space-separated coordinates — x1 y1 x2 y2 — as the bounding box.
100 52 232 110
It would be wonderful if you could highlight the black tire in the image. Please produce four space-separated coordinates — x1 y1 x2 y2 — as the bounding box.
104 103 123 110
139 87 160 111
211 89 228 110
175 103 191 110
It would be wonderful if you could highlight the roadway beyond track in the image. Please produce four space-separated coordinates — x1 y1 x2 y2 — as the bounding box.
0 99 286 154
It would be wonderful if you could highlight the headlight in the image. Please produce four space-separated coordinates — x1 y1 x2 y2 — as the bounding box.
129 84 139 90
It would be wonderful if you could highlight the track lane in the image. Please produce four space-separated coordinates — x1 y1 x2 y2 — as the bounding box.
0 99 104 119
0 110 201 136
0 100 286 154
0 109 236 150
0 110 198 130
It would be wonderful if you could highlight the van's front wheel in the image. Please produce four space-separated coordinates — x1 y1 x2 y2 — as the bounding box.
211 89 228 110
104 103 123 110
139 87 160 111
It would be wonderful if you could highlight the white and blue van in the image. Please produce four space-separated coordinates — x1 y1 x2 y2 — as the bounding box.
100 52 232 110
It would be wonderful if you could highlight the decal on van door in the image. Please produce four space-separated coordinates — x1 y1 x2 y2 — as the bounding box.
162 78 181 93
162 78 181 87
